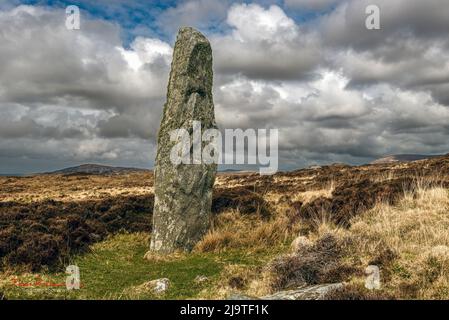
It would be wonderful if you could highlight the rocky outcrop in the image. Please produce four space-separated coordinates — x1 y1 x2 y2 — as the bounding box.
228 283 344 300
262 283 343 300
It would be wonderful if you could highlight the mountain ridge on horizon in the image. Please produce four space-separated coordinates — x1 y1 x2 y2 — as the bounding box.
46 163 150 175
370 154 444 165
2 153 446 176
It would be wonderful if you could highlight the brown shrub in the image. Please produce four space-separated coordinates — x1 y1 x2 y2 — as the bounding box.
212 186 271 218
268 234 357 290
0 194 154 271
318 264 361 284
398 282 420 299
6 233 61 269
228 276 247 290
322 284 397 300
369 248 398 268
194 230 235 252
299 178 415 226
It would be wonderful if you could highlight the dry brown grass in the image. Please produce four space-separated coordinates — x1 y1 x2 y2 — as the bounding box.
291 182 335 204
207 176 449 299
346 186 449 299
197 170 449 299
322 283 397 300
196 181 335 254
198 264 259 299
194 207 298 253
370 170 396 183
302 182 449 299
0 172 154 203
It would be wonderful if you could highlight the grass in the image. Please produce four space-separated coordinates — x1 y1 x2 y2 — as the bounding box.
195 209 297 253
0 172 154 203
348 187 449 299
3 183 449 299
311 185 449 299
0 232 287 300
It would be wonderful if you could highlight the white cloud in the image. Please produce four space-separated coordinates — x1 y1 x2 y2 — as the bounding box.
118 37 172 71
212 4 321 80
227 4 298 42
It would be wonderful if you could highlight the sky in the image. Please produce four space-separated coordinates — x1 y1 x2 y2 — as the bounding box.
0 0 449 174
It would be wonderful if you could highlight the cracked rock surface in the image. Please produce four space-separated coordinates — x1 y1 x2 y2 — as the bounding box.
150 27 217 254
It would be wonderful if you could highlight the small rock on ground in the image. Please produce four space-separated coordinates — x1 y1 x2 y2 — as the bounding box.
134 278 170 295
194 275 209 284
290 235 312 252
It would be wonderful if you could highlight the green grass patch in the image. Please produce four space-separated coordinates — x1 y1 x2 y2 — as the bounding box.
1 232 287 300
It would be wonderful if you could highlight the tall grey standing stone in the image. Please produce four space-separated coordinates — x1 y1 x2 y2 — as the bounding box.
150 27 217 254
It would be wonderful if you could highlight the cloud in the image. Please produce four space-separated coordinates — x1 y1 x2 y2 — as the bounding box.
2 1 449 173
0 5 171 172
317 0 449 105
320 0 449 49
1 6 173 110
211 3 322 80
215 69 449 165
0 136 156 173
156 0 229 35
284 0 340 11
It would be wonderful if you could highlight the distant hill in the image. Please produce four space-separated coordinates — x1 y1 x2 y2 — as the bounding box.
46 164 149 175
371 154 443 165
218 169 245 173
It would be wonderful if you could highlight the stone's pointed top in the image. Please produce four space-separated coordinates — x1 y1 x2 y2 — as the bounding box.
176 26 209 44
178 26 201 34
165 25 213 108
178 26 204 35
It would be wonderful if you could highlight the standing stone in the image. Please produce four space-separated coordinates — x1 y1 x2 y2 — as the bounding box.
150 27 217 254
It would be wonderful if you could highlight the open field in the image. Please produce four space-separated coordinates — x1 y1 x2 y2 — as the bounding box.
1 155 449 299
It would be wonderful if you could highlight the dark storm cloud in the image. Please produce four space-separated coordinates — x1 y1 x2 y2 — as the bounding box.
321 0 449 50
0 136 157 173
319 0 449 106
97 103 164 139
0 117 84 139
